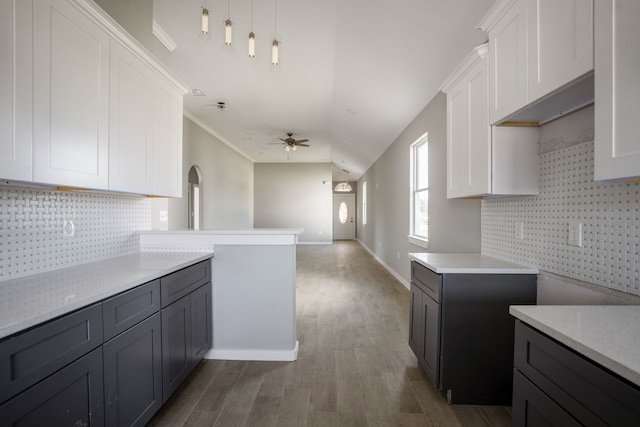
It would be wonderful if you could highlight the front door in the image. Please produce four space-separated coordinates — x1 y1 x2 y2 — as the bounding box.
333 194 355 240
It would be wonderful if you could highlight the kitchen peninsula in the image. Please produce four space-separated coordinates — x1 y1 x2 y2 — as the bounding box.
139 228 302 362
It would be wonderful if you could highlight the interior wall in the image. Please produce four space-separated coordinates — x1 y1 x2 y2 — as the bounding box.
482 106 640 299
168 117 254 230
357 92 482 286
254 163 332 243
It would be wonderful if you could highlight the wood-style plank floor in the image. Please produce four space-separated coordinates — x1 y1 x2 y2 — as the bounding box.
148 241 511 426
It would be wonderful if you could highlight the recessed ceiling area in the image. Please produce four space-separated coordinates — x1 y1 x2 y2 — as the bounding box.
150 0 494 181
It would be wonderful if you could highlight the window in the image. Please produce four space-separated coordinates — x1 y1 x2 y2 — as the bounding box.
410 134 428 247
362 181 367 225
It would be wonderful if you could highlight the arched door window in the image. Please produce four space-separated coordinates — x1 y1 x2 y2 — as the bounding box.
188 165 203 230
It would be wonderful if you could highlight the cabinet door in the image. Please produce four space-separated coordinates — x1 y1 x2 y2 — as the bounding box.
422 292 440 384
161 295 192 402
0 348 104 427
447 55 491 198
109 41 153 194
594 0 640 180
409 283 425 360
191 283 212 364
32 0 110 188
0 0 32 181
527 0 593 103
488 0 528 124
512 370 581 427
104 313 162 427
151 79 183 197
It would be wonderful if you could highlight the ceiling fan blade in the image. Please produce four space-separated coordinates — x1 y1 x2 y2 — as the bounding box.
278 138 287 142
297 143 310 147
294 139 309 143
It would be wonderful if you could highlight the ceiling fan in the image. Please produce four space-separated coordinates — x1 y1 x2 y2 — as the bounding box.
278 133 309 152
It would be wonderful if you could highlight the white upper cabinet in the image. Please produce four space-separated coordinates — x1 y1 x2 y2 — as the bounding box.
483 0 528 125
109 42 153 194
32 0 110 189
109 41 184 197
441 44 539 198
151 81 183 197
479 0 594 125
594 0 640 181
444 46 492 198
0 1 32 182
526 0 593 103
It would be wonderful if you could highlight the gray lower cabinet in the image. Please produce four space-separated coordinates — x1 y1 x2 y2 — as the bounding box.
162 282 212 402
409 261 537 405
0 258 212 426
0 347 104 427
103 313 162 427
513 320 640 426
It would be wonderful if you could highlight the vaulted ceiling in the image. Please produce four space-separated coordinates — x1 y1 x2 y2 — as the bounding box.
150 0 494 181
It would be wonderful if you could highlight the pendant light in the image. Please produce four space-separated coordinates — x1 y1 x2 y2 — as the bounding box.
248 0 255 57
224 0 232 45
201 1 209 35
271 0 279 66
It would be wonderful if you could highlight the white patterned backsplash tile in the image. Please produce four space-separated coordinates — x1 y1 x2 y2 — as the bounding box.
482 141 640 295
0 186 151 280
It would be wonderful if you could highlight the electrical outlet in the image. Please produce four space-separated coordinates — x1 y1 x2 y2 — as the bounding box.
568 221 582 247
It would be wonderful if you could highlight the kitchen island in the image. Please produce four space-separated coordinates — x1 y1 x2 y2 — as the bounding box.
139 229 302 361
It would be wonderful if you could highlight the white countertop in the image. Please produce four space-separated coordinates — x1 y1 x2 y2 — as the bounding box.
139 229 303 249
138 228 304 235
510 305 640 387
0 252 214 339
409 253 539 274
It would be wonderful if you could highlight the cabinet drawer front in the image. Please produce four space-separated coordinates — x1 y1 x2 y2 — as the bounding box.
161 260 211 308
0 347 104 427
512 369 581 427
103 279 160 341
411 261 441 302
0 303 103 403
514 321 640 426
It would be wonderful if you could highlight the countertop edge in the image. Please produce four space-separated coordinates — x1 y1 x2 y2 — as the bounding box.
409 253 539 274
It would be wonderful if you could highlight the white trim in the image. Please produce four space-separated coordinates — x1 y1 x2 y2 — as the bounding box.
440 43 488 93
152 20 177 52
408 235 429 249
476 0 517 32
68 0 189 94
357 240 410 290
204 341 299 361
183 110 254 162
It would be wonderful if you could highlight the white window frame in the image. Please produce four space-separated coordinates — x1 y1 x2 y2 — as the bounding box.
362 181 367 225
408 132 429 248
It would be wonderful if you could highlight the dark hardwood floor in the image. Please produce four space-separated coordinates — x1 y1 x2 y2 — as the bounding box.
148 241 511 426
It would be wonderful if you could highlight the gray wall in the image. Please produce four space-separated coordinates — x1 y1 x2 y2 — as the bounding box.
168 117 253 230
357 92 482 285
254 163 332 243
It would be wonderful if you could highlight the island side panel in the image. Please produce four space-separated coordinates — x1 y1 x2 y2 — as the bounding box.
207 244 298 361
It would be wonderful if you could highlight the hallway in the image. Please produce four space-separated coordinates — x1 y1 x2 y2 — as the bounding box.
149 241 511 426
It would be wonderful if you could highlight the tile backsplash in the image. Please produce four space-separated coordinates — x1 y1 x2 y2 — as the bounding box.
482 140 640 296
0 185 151 280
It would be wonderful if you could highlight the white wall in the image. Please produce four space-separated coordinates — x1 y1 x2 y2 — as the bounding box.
254 163 332 243
482 106 640 300
357 92 482 285
167 117 254 230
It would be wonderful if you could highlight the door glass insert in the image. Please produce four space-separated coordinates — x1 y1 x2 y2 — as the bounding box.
338 202 348 224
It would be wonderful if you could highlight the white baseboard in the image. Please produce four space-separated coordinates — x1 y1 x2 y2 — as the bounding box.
356 239 410 290
204 341 299 362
